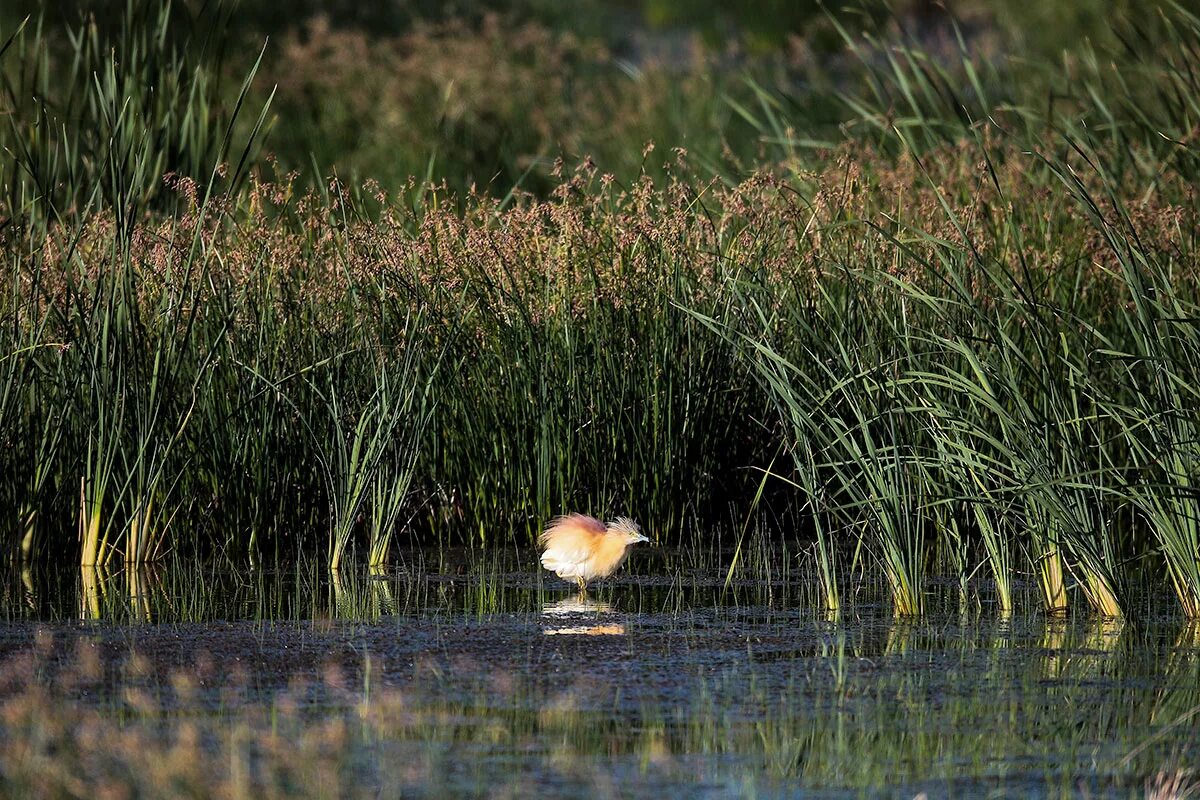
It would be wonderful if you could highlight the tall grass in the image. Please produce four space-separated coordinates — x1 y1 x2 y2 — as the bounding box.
699 5 1200 616
314 322 435 571
0 0 770 565
4 0 1200 617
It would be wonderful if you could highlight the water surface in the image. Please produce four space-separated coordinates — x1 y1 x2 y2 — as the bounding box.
0 549 1195 798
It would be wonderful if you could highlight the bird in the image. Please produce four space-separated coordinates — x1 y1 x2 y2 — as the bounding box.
538 513 649 593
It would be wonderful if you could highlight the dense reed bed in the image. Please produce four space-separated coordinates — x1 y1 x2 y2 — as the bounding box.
701 7 1200 618
2 1 1200 619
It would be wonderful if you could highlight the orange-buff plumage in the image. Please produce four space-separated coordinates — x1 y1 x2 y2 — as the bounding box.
538 513 649 591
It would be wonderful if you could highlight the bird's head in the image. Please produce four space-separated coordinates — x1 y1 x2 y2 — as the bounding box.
606 516 649 546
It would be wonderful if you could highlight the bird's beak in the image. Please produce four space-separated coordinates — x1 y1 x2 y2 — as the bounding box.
635 533 650 544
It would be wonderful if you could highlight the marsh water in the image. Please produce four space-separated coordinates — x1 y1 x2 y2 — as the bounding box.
0 547 1197 798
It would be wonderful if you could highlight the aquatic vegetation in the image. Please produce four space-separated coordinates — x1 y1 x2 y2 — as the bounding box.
5 3 1200 795
2 0 1200 620
694 6 1200 617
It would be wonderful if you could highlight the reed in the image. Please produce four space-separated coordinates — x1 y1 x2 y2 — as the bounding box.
318 329 433 572
3 0 1200 619
700 1 1200 618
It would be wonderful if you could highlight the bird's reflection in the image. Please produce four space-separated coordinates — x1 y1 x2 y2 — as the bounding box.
543 596 613 615
541 595 625 636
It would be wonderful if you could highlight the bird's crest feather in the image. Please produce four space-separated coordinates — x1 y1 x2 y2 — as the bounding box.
606 516 641 536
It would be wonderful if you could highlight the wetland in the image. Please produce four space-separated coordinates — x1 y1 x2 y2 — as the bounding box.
5 1 1200 796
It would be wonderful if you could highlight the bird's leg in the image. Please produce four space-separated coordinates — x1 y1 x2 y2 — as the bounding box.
575 576 587 597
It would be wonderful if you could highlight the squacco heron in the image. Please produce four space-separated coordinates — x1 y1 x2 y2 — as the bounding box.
538 514 649 592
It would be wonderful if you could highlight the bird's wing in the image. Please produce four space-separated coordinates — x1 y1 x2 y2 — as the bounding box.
539 515 604 570
538 514 605 547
